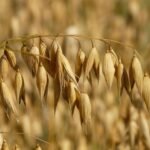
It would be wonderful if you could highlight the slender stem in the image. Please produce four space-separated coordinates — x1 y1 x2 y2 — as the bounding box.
0 34 136 50
1 34 143 60
71 37 82 49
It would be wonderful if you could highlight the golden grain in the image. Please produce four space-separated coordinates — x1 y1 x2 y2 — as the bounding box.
4 49 16 68
0 34 150 149
77 93 91 125
36 62 49 105
116 59 124 96
75 48 85 81
130 55 143 94
103 51 115 88
39 40 56 77
67 81 78 111
0 55 9 79
142 73 150 111
0 78 18 115
53 74 61 113
15 68 25 105
85 47 100 80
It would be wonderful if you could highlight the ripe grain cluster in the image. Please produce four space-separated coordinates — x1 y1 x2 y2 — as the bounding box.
0 35 150 149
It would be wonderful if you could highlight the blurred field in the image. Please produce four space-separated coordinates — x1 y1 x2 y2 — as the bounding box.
0 0 150 149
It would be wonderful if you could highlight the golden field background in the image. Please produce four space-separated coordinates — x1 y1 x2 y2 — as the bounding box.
0 0 150 149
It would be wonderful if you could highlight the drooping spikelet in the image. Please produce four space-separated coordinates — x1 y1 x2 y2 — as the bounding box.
53 74 61 113
129 54 143 94
77 93 92 133
53 47 65 113
115 58 124 96
21 44 39 77
39 39 47 57
49 40 60 61
39 40 54 77
29 44 40 76
50 41 61 77
67 81 79 112
110 48 118 66
75 48 86 81
60 51 78 86
93 50 101 81
103 51 115 88
4 49 16 69
122 68 131 96
85 47 97 78
15 69 25 105
0 55 9 79
142 73 150 111
0 78 18 115
36 62 49 105
84 47 100 81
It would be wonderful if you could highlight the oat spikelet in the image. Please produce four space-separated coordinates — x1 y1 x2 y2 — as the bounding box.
49 41 61 77
85 47 96 78
39 40 55 77
21 44 33 74
15 69 25 105
102 51 115 88
68 81 78 111
1 140 9 150
53 48 65 113
116 59 124 96
93 51 101 81
39 40 47 56
53 75 61 113
36 62 49 105
30 44 40 61
0 78 18 115
110 48 118 66
4 49 16 69
49 40 60 61
75 48 85 81
142 73 150 111
85 47 100 80
60 52 78 86
0 55 9 79
29 45 40 76
56 48 63 86
123 68 131 95
21 44 39 76
130 55 143 94
77 93 92 132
